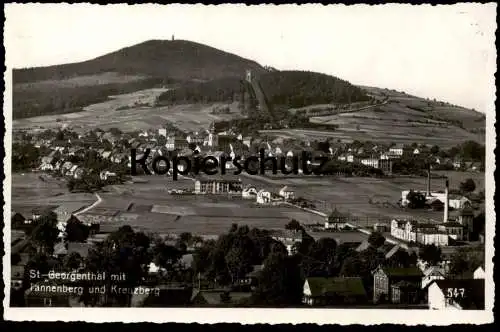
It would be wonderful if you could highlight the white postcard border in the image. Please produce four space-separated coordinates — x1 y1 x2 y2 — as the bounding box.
3 3 496 324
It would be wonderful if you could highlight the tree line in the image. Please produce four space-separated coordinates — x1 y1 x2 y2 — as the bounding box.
13 78 168 119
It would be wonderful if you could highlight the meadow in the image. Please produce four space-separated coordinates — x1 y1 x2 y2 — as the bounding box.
87 176 325 236
11 173 96 214
13 88 244 134
239 171 485 223
10 169 484 237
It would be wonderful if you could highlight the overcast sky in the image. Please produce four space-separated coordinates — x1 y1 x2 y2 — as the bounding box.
4 3 497 114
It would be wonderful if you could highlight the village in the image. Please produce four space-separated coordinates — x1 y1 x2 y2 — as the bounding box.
10 115 486 309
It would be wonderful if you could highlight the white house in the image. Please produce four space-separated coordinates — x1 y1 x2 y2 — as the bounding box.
453 160 462 169
101 151 112 160
279 186 295 201
67 164 79 178
242 185 258 199
391 219 449 246
243 137 252 148
61 161 73 175
437 222 464 241
449 196 471 210
256 190 272 205
40 156 54 171
158 128 167 137
270 229 303 256
427 279 485 310
360 158 380 169
473 266 485 279
166 136 187 151
100 171 117 181
389 146 404 156
417 230 449 247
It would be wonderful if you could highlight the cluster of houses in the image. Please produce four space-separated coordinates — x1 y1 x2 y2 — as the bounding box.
191 173 297 207
301 252 485 308
392 179 477 247
335 143 480 174
370 264 485 309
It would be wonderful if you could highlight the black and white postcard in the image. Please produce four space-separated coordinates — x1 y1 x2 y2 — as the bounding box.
3 3 496 324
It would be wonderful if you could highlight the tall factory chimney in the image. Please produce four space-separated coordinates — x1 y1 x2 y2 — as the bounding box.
443 178 449 223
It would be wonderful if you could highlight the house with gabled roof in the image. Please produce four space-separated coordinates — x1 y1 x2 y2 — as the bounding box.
303 277 368 306
427 279 485 310
40 156 54 171
269 229 303 255
372 265 423 303
473 265 485 279
278 186 295 201
421 266 446 289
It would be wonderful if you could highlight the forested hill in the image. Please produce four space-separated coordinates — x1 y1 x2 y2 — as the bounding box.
12 40 267 119
157 70 370 107
13 40 266 83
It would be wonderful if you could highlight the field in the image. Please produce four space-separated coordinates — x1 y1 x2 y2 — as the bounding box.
79 170 484 235
11 173 96 214
239 171 485 223
13 88 244 134
83 176 325 236
259 85 485 148
10 169 484 238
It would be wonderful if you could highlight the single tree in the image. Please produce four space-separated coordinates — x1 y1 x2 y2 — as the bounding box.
30 212 59 254
179 232 193 245
65 218 90 242
368 232 386 248
460 178 476 193
449 247 484 278
406 190 426 209
419 244 442 266
430 145 440 155
285 219 302 231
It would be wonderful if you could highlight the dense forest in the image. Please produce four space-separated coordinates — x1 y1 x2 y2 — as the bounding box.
13 77 170 119
157 70 370 108
156 77 245 104
259 71 370 107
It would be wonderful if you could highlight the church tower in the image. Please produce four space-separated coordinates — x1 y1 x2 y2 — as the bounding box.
208 121 218 148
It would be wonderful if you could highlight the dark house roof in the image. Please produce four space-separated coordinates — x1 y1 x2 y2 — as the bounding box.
306 277 367 298
441 222 464 228
376 266 423 278
269 229 303 241
191 289 251 306
195 174 242 183
392 280 420 289
460 207 474 216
